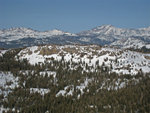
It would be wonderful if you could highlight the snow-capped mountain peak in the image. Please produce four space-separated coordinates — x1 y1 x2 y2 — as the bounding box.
94 25 122 35
0 27 76 42
46 29 76 36
3 27 35 33
94 24 115 30
45 29 65 35
79 25 124 36
79 25 150 36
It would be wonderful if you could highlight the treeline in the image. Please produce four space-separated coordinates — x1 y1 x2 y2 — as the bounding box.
0 48 32 71
129 46 150 53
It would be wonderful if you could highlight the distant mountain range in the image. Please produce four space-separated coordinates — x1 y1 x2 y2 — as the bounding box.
0 25 150 48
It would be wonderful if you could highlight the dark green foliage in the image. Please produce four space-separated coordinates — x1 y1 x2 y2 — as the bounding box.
0 48 32 71
2 75 150 113
129 46 150 53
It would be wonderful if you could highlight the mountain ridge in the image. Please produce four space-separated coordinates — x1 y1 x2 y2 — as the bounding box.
0 25 150 48
1 24 150 34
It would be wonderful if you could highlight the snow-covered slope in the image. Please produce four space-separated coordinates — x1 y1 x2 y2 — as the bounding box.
17 45 150 75
0 72 18 96
0 50 7 56
111 37 146 48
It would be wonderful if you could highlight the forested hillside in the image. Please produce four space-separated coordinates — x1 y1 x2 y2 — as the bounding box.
0 45 150 113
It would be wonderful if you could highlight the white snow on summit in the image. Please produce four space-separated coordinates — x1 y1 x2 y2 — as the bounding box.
79 25 150 37
0 28 76 42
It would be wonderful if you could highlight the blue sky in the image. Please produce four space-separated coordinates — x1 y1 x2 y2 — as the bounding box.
0 0 150 33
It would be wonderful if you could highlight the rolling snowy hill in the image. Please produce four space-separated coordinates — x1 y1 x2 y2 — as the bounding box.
17 45 150 75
